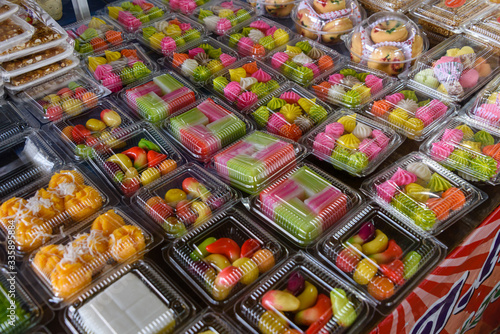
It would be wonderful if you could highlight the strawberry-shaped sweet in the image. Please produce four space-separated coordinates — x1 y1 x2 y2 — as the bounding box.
147 150 167 168
336 244 362 273
123 147 148 170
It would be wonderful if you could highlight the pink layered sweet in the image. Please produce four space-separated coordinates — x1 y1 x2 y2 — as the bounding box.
442 128 464 143
253 141 288 161
266 26 277 36
224 81 241 102
94 64 113 80
161 87 196 113
220 54 237 67
198 98 229 122
328 73 344 85
118 11 141 30
250 20 270 32
376 180 398 202
102 72 122 92
390 167 417 186
372 129 390 148
318 193 348 231
359 139 382 160
217 18 232 34
236 91 258 109
252 69 272 83
169 0 180 10
304 63 320 78
431 141 453 161
76 24 88 36
161 37 177 54
267 113 288 134
304 186 341 215
476 104 500 125
238 37 254 54
365 74 383 95
180 0 197 15
271 52 289 69
261 179 306 217
325 122 344 138
126 81 163 109
385 93 405 105
313 132 335 160
428 99 448 119
188 48 205 58
179 23 191 32
214 141 254 177
180 125 221 156
414 106 434 127
280 91 301 104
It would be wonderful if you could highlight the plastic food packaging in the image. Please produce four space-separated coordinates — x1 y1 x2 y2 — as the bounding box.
0 101 39 141
235 252 373 334
209 57 287 112
178 311 237 333
0 0 19 21
101 0 168 33
210 130 307 195
317 202 445 313
251 163 362 247
248 0 300 19
161 0 209 15
301 111 403 176
248 82 333 142
363 82 457 141
355 0 420 13
464 8 500 50
132 163 239 239
167 207 288 306
194 0 255 36
64 259 193 334
360 152 487 235
406 35 499 103
163 96 252 163
310 61 398 110
0 15 35 54
266 38 343 87
465 72 500 128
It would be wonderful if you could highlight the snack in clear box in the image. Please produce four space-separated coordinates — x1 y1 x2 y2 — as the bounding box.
355 0 419 13
0 21 62 56
0 0 18 20
464 9 500 50
104 0 167 33
249 83 332 142
0 102 37 141
0 16 32 46
0 46 66 72
195 0 254 35
163 0 209 15
248 0 300 19
180 311 236 333
303 112 402 176
466 73 500 128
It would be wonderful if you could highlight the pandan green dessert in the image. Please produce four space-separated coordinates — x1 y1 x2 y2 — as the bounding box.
196 4 252 35
0 280 32 334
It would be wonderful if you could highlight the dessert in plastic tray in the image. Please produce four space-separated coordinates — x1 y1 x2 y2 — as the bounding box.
267 38 342 87
210 57 287 112
85 43 156 93
168 208 287 306
210 130 307 195
310 62 397 110
355 0 420 13
302 112 403 176
235 252 372 334
179 311 237 333
248 0 300 19
91 122 185 198
0 0 19 21
0 101 38 141
292 0 364 44
251 163 361 247
249 82 332 142
195 0 254 35
121 71 199 123
360 152 487 235
407 35 499 103
317 202 444 313
161 0 209 15
465 72 500 128
464 8 500 49
219 17 294 59
363 82 457 141
102 0 168 33
138 14 203 57
164 96 251 163
0 15 35 53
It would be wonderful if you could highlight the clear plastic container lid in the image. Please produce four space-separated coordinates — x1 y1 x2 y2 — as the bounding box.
266 38 343 87
234 252 373 334
301 111 403 176
179 311 237 333
363 82 458 141
0 101 39 140
406 34 499 104
195 0 255 35
317 201 445 314
250 163 362 247
167 207 288 306
248 0 300 19
0 15 35 53
464 8 500 49
64 259 193 334
248 82 333 142
464 72 500 128
161 0 209 15
119 71 200 123
162 37 239 86
209 57 287 112
132 163 239 239
360 152 487 235
209 130 307 195
218 17 294 59
163 96 253 163
309 61 398 110
90 122 186 198
84 43 157 93
101 0 168 33
0 0 19 21
356 0 420 13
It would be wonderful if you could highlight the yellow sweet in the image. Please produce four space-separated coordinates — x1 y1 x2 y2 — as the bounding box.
218 9 234 17
88 17 106 29
68 232 108 264
280 104 302 122
0 197 26 230
487 92 498 104
337 133 361 149
457 46 475 55
48 170 85 190
352 83 371 104
437 84 447 95
229 67 246 82
456 124 474 140
388 108 409 128
104 50 121 63
297 97 316 113
404 117 425 139
35 188 65 220
88 56 107 72
165 24 182 38
109 225 146 262
50 262 92 299
353 258 378 285
405 183 430 203
91 209 125 237
64 186 103 221
32 244 64 277
462 140 482 153
273 28 289 46
286 45 303 57
15 216 52 252
149 32 166 50
337 114 356 133
140 168 161 186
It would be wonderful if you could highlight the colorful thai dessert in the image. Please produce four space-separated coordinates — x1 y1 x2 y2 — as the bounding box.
67 16 125 55
0 279 32 334
249 0 298 18
164 0 209 15
196 1 253 35
468 76 500 127
106 0 165 32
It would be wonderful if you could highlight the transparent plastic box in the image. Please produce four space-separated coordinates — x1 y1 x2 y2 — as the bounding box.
248 0 299 19
167 207 288 307
360 152 487 235
160 0 209 15
63 259 194 334
194 0 255 36
250 163 362 247
464 72 500 128
0 101 39 141
356 0 421 13
178 310 237 333
317 202 445 314
266 38 343 87
309 61 398 110
362 82 458 141
464 8 500 50
0 15 35 54
301 111 403 177
234 252 373 334
163 96 253 163
0 0 19 21
100 0 168 33
247 82 333 142
132 163 239 239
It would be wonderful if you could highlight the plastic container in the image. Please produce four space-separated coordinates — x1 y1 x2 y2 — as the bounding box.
464 8 500 50
464 72 500 128
209 130 307 195
301 111 403 176
248 0 299 19
0 0 19 21
247 82 333 142
84 43 157 93
250 163 362 247
317 202 445 314
360 152 487 235
209 57 287 112
195 0 255 35
0 15 35 54
160 0 209 15
356 0 420 13
234 252 373 334
100 0 168 33
218 17 294 59
163 96 253 163
406 35 499 104
177 311 237 333
161 37 239 86
309 61 398 110
167 207 288 307
0 101 39 141
362 82 458 141
63 259 194 334
266 38 343 87
118 71 200 124
132 163 239 239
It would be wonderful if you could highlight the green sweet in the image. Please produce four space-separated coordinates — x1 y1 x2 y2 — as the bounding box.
403 251 422 279
226 155 264 192
391 193 418 217
228 33 244 48
241 27 253 37
274 197 319 244
121 1 133 9
207 60 224 74
267 97 286 110
142 26 157 40
282 60 298 76
195 0 206 6
183 29 201 42
132 62 152 79
208 48 222 59
130 4 142 13
236 9 251 23
198 43 215 52
174 37 185 47
79 43 93 54
470 155 497 181
427 173 452 192
148 7 164 20
413 207 436 231
259 36 275 50
190 237 217 260
473 130 495 147
295 41 312 54
193 66 212 82
68 81 82 90
137 94 167 122
331 288 357 327
307 104 328 124
75 144 95 159
347 152 369 174
331 146 350 168
138 138 162 152
339 68 357 77
342 90 361 108
209 115 247 146
290 166 329 194
418 99 430 107
137 13 150 24
74 38 80 51
251 82 268 99
162 218 186 237
266 80 280 93
80 28 98 41
120 67 135 85
399 90 418 102
355 72 369 82
253 106 270 127
213 76 229 94
447 149 470 170
291 66 314 85
198 9 214 23
226 14 238 26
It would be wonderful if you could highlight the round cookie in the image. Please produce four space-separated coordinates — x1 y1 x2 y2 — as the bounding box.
295 8 318 40
322 17 353 43
265 0 295 17
350 32 363 63
313 0 346 13
367 45 406 76
371 20 408 43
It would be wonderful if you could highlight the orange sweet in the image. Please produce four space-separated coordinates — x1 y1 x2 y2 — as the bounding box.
169 18 181 26
426 198 451 221
36 188 65 219
441 187 466 211
172 53 189 68
141 2 154 11
483 143 500 161
372 100 392 117
109 225 146 262
50 262 92 299
81 92 98 108
145 196 166 209
68 233 108 264
89 37 108 51
32 244 64 277
105 30 123 46
64 186 103 221
121 49 138 59
15 217 52 252
317 55 334 71
251 44 266 57
48 170 85 190
158 159 177 175
312 81 332 99
91 209 125 237
242 61 259 75
251 249 275 273
367 276 395 301
474 57 492 77
279 123 302 141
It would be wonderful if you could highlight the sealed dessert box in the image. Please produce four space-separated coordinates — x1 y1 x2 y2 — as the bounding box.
0 101 39 141
464 72 500 128
464 8 500 50
132 163 239 239
0 15 35 53
160 0 209 15
301 111 403 177
100 0 168 33
248 0 299 19
317 202 446 314
194 0 255 36
360 152 487 235
177 311 237 333
163 96 253 163
234 252 373 334
0 0 19 21
167 207 288 307
250 163 362 247
356 0 420 13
